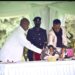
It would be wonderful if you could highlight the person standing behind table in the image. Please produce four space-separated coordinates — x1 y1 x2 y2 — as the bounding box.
48 19 67 53
0 18 42 63
27 16 47 61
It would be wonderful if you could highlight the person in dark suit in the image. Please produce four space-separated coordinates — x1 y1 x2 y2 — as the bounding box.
27 16 47 61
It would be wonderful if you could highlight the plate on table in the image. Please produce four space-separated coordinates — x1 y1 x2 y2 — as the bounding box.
64 58 72 61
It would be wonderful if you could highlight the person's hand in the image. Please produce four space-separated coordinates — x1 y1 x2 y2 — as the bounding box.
40 49 46 60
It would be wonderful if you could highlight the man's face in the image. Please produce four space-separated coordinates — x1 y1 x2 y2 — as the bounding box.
21 20 29 31
53 24 61 32
34 19 41 28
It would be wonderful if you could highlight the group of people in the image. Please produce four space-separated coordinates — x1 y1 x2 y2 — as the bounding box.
0 16 68 62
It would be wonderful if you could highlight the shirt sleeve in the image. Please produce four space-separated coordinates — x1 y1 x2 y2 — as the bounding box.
18 32 41 54
48 31 54 46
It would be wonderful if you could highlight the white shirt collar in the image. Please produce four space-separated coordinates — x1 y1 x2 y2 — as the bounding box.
19 26 28 35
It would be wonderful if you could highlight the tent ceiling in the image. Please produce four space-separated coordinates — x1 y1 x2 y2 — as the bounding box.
48 1 75 14
0 1 75 16
0 1 58 5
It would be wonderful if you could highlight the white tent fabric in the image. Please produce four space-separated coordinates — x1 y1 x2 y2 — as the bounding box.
0 1 75 29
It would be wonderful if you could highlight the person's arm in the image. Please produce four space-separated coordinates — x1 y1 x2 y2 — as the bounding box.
18 32 41 54
44 30 47 43
48 31 54 46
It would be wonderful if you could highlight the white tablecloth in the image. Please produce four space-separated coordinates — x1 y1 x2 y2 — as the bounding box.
0 61 75 75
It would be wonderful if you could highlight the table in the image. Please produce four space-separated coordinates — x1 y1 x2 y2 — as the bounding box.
0 61 75 75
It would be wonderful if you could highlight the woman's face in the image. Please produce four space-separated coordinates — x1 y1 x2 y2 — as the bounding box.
49 47 53 52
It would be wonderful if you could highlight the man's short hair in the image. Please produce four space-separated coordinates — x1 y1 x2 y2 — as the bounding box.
53 19 61 25
33 16 41 21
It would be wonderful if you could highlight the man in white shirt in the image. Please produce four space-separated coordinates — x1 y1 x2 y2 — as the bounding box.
0 18 42 62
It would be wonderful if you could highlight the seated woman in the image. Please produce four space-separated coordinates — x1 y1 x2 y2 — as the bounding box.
41 45 59 61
